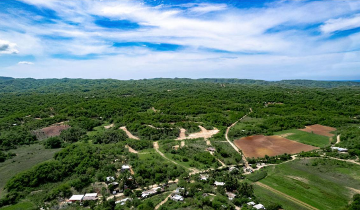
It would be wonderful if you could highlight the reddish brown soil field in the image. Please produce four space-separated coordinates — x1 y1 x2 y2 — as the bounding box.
299 124 336 137
234 135 318 158
33 124 70 140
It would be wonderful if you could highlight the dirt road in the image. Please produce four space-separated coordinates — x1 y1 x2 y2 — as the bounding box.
155 192 173 210
120 126 140 140
255 182 319 210
335 134 341 144
225 108 252 168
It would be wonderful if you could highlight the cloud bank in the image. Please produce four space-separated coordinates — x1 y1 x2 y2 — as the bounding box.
0 0 359 80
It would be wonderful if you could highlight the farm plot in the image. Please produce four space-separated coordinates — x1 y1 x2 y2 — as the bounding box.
32 123 70 140
234 135 317 158
274 129 331 147
259 158 360 210
299 124 336 137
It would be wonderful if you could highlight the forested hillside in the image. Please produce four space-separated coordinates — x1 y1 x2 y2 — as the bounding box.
0 78 359 210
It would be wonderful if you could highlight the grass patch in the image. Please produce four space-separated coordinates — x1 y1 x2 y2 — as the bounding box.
274 129 330 147
0 201 36 210
259 158 360 210
247 170 267 182
86 122 109 137
253 185 308 210
0 144 61 198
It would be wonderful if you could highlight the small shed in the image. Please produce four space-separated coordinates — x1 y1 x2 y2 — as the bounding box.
121 165 131 172
83 193 98 201
68 195 84 202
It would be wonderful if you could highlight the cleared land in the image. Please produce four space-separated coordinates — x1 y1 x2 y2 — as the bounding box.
32 124 70 140
259 158 360 210
120 126 140 140
0 144 61 197
274 129 330 147
234 135 318 158
176 126 219 140
299 124 336 137
104 124 114 129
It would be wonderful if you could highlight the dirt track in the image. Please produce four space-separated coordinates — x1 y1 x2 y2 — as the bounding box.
255 182 319 210
104 124 114 129
125 145 138 154
225 108 252 167
155 192 173 210
120 126 140 140
234 135 317 158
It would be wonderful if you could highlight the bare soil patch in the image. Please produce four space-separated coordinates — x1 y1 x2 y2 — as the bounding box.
287 175 309 184
104 124 114 129
32 123 70 140
299 124 336 137
234 135 318 158
120 126 140 140
125 145 138 154
176 126 219 140
278 133 294 138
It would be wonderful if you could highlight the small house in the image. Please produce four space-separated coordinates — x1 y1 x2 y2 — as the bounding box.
83 193 98 201
214 181 225 186
106 176 115 182
171 194 184 201
226 192 236 200
175 187 184 194
68 195 84 202
121 165 131 172
115 198 132 205
253 204 265 210
247 201 256 206
200 174 208 181
331 147 348 152
141 187 161 198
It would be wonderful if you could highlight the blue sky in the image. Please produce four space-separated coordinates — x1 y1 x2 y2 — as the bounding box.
0 0 360 80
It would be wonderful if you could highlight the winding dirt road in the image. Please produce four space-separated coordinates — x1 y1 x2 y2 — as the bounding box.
225 108 253 168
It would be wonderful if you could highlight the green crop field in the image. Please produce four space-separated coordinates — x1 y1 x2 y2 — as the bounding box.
259 158 360 210
274 129 331 147
0 144 61 197
253 185 308 210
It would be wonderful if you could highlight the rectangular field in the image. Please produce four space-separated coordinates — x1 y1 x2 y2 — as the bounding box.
259 158 360 210
234 135 318 158
274 129 331 147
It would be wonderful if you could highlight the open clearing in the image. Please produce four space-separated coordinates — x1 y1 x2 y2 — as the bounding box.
259 158 360 210
120 126 140 140
299 124 336 137
234 135 318 158
176 126 219 140
32 123 70 140
274 129 331 147
104 123 114 129
0 144 61 197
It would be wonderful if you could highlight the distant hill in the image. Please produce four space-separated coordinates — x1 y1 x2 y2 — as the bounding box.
0 77 359 93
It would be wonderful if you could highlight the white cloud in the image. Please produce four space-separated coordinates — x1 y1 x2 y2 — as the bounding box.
188 4 227 14
18 61 34 65
0 39 19 54
321 14 360 34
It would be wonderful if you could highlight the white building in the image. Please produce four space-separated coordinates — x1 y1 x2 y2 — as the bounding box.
83 193 98 201
171 194 184 201
226 192 236 200
253 204 266 210
68 195 84 202
331 147 348 152
214 181 225 186
200 174 208 181
247 201 256 206
141 187 161 198
115 198 132 205
106 176 115 182
121 165 131 171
